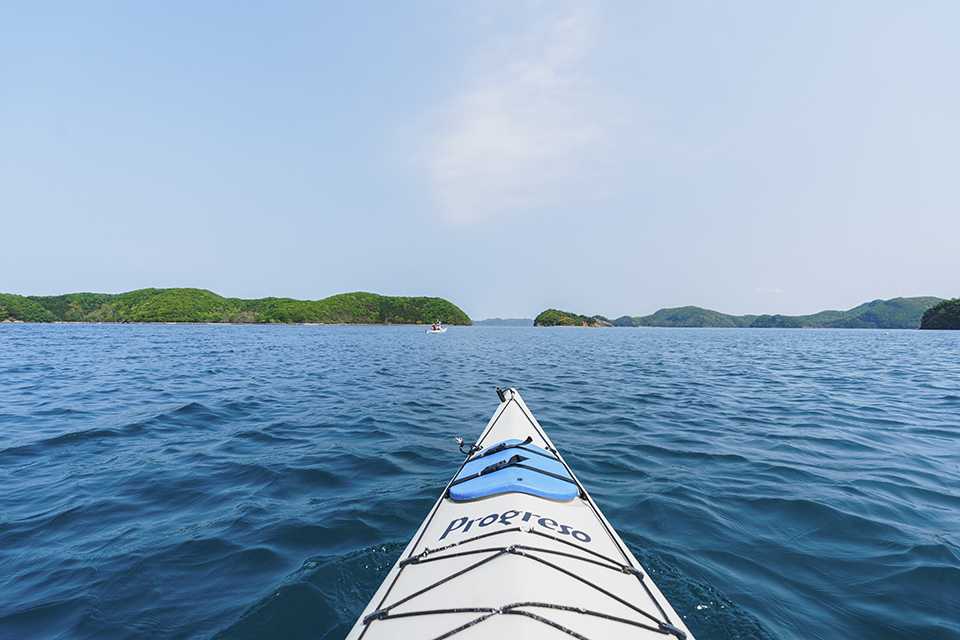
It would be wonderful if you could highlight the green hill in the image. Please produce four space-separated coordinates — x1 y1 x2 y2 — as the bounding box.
629 297 942 329
813 297 943 329
920 298 960 330
534 309 611 327
534 297 944 329
0 289 472 325
633 306 755 328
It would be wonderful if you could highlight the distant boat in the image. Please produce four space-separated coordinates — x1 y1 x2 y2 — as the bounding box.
426 324 447 334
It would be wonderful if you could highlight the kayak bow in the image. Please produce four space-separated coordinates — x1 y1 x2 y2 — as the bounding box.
347 388 694 640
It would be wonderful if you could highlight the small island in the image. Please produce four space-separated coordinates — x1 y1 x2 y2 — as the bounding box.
533 309 612 327
919 298 960 329
0 288 472 325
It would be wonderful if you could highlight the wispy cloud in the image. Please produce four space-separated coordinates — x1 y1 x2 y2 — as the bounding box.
755 286 785 295
425 7 613 224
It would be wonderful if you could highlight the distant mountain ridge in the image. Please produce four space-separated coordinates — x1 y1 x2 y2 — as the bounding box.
536 297 944 329
0 288 472 325
473 318 533 326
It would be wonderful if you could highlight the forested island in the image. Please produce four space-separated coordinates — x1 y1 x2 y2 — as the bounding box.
533 310 612 327
919 299 960 329
0 289 472 325
535 297 945 329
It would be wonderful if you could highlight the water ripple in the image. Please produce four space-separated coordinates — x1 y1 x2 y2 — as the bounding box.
0 324 958 639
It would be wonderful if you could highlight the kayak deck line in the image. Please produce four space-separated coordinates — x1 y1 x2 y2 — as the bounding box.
348 388 695 640
402 527 638 575
445 452 584 500
469 436 566 462
360 536 681 638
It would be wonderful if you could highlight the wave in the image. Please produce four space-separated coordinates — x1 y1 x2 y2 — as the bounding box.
0 423 146 460
215 543 406 640
3 324 959 639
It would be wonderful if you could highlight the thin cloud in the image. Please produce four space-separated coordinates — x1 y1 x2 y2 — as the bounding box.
425 7 613 224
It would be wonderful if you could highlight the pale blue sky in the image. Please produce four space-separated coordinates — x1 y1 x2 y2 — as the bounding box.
3 2 958 318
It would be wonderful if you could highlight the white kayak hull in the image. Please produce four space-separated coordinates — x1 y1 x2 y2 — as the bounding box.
347 389 694 640
426 327 447 333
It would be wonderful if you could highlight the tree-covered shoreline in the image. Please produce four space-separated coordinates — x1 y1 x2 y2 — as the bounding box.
0 289 472 325
533 309 611 327
919 299 960 329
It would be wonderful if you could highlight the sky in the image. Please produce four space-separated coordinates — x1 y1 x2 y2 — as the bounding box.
2 1 958 319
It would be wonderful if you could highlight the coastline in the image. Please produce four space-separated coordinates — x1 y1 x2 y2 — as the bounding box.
0 288 472 325
0 320 466 327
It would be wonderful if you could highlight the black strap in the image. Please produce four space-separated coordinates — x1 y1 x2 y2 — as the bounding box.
446 455 580 495
363 544 687 639
401 527 523 567
364 549 510 623
448 454 527 487
374 602 684 640
459 435 556 461
367 597 685 639
404 527 624 570
403 543 627 575
471 436 534 459
512 463 581 488
471 438 561 463
447 454 522 488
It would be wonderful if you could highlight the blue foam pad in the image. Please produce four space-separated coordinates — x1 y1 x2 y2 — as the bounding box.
448 439 578 502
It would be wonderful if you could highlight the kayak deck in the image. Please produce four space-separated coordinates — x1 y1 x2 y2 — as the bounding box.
347 389 693 639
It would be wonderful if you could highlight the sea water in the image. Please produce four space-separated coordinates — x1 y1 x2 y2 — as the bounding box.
1 324 957 639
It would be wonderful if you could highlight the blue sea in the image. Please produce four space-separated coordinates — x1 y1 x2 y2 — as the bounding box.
1 324 958 639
